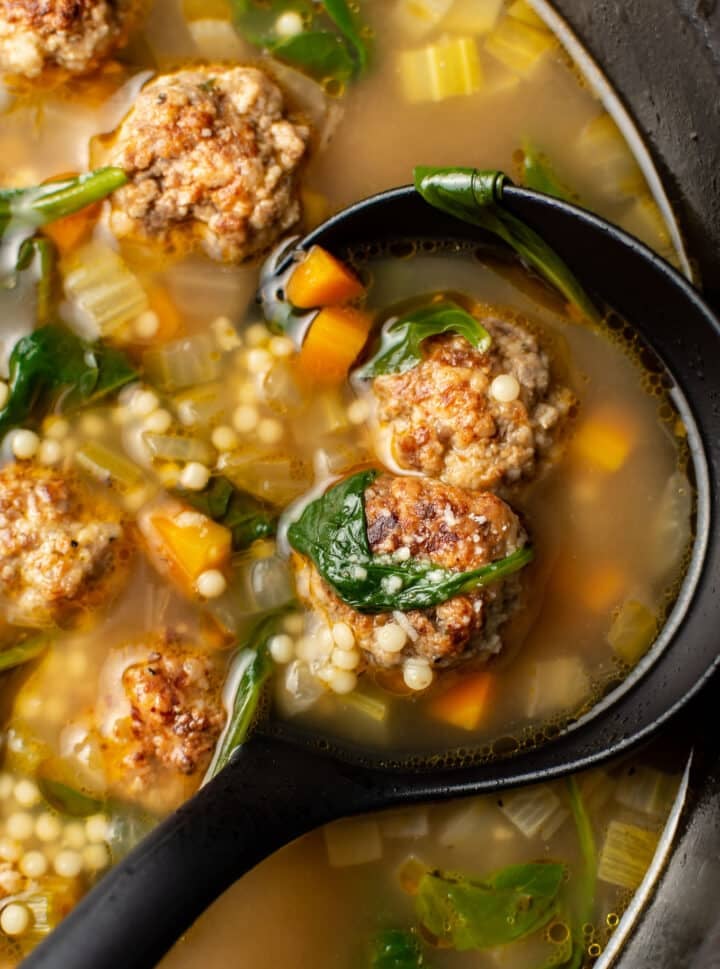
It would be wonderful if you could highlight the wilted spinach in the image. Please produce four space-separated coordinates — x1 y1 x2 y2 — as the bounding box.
0 635 48 673
370 929 429 969
175 476 277 551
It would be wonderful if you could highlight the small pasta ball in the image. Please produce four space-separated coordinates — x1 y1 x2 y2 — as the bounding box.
54 849 84 879
196 569 227 598
0 902 32 937
179 462 210 491
11 429 40 460
402 658 434 692
20 850 48 878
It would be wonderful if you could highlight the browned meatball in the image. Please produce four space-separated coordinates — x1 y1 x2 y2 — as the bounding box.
293 474 527 669
0 0 141 78
372 309 575 492
0 463 131 628
108 66 310 262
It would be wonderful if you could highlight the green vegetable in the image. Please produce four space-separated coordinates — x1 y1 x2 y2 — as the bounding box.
521 141 574 203
371 929 428 969
0 635 48 673
206 611 288 779
0 167 127 241
287 470 533 614
175 476 277 551
565 776 597 969
16 236 57 325
38 778 104 818
0 324 137 434
107 802 159 864
358 299 491 378
230 0 369 82
416 862 565 950
413 167 599 323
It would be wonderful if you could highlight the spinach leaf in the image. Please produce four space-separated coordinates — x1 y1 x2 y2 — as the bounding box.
371 929 428 969
324 0 369 72
358 299 491 379
521 141 574 203
0 167 127 241
175 476 277 551
0 325 137 435
231 0 313 45
287 470 533 614
273 30 356 82
0 635 48 673
38 778 104 818
414 167 599 323
416 862 565 951
205 610 289 779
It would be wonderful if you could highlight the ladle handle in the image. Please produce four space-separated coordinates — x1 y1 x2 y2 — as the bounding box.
21 735 388 969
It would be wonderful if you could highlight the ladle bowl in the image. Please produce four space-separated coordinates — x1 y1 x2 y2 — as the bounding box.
23 183 720 969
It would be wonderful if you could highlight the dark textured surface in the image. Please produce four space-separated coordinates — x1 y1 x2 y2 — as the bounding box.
551 0 720 293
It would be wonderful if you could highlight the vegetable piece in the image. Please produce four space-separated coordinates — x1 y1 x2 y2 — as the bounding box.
286 245 365 309
428 671 493 731
597 820 659 891
358 299 491 378
175 475 277 551
370 929 427 969
0 325 137 435
484 14 555 75
414 167 599 322
142 433 216 465
42 197 101 254
571 409 635 472
188 17 251 59
499 783 563 839
565 776 596 969
0 168 127 242
75 441 145 492
342 689 388 723
0 635 48 673
579 563 625 614
441 0 503 34
393 0 454 38
287 470 533 614
107 802 159 864
324 817 383 867
398 36 483 103
415 862 565 950
148 505 232 582
15 236 57 325
62 242 150 340
607 599 658 666
297 305 373 384
145 286 183 344
144 332 223 391
507 0 546 28
380 809 429 840
525 656 590 719
521 140 573 202
614 766 677 820
220 449 312 505
37 778 104 818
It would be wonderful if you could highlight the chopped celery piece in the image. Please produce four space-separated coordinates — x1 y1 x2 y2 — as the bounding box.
525 656 590 719
341 689 389 723
75 441 145 491
143 332 223 391
597 820 659 890
484 15 555 76
188 18 253 58
499 784 563 839
393 0 454 38
62 242 149 340
142 432 216 465
324 817 383 867
614 767 677 819
21 878 81 949
441 0 503 34
398 36 483 103
507 0 546 29
607 599 657 666
174 382 226 428
220 449 312 504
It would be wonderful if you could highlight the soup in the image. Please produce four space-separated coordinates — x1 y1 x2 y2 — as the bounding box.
0 0 693 963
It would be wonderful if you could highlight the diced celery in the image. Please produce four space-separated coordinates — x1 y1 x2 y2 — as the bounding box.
188 18 253 59
324 817 383 867
441 0 503 34
499 783 562 839
398 36 484 103
393 0 455 38
507 0 546 29
62 242 149 340
142 432 216 465
525 656 590 719
597 820 659 890
75 441 145 491
174 382 226 428
614 766 678 819
578 769 616 815
380 809 429 840
220 450 312 505
607 599 658 666
484 15 555 76
342 689 389 723
143 332 223 391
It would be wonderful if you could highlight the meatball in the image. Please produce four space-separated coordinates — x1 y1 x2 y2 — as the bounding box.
0 0 140 79
108 66 310 262
372 309 576 492
293 474 527 669
0 463 131 627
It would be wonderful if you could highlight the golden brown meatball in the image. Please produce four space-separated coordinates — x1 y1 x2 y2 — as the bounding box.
372 309 575 492
0 0 141 79
293 474 527 669
0 463 131 628
108 66 310 262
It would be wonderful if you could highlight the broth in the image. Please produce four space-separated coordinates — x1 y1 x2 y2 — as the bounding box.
0 0 694 963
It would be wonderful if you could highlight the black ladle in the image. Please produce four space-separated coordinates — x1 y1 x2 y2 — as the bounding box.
23 183 720 969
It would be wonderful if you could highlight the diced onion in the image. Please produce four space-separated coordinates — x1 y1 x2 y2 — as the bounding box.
499 784 563 839
62 242 149 340
323 818 383 867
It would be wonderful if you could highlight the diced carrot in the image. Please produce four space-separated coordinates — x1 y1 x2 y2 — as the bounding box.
286 246 365 309
580 563 626 614
149 508 231 584
41 172 101 254
429 672 494 731
571 408 636 473
146 285 184 343
297 305 373 385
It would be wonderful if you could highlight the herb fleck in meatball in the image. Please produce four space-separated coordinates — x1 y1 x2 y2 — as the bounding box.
0 0 141 79
293 474 527 669
108 66 310 263
372 309 575 492
0 463 131 628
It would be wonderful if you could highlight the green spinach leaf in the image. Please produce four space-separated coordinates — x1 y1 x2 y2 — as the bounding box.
38 778 104 818
0 325 137 435
371 929 428 969
416 862 565 951
521 141 574 203
175 476 277 551
324 0 369 72
0 635 48 673
358 299 491 378
413 167 599 323
287 470 533 614
273 30 356 81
